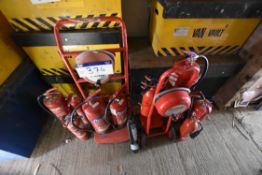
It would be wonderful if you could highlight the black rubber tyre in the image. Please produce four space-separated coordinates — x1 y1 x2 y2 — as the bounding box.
139 129 147 149
168 126 178 141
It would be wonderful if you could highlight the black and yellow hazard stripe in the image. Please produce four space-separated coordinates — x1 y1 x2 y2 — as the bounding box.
10 13 120 32
157 45 240 56
41 68 70 76
39 68 70 84
41 68 122 85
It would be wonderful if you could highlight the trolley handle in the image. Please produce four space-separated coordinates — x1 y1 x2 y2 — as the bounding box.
54 17 126 55
154 67 177 95
55 17 124 28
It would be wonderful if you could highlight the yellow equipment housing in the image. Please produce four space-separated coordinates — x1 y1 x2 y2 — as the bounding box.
1 0 123 95
0 12 23 85
150 0 261 56
13 30 123 95
0 0 122 32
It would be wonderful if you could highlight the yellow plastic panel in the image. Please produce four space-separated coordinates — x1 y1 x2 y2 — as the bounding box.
0 0 122 31
23 44 122 95
52 83 78 96
0 11 23 85
150 0 261 56
23 44 122 76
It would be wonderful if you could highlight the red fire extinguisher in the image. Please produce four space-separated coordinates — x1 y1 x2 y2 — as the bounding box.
179 92 212 140
67 94 90 127
42 88 70 121
66 117 89 141
168 59 201 88
140 75 157 117
39 88 89 141
82 96 110 134
110 94 128 127
169 51 209 90
141 87 156 117
140 52 209 119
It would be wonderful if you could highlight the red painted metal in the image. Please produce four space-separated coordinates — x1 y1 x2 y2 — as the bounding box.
67 94 90 127
110 94 128 127
169 60 200 88
54 17 129 99
82 97 110 134
179 117 197 140
179 96 212 140
66 118 89 141
94 127 129 144
145 67 180 135
193 98 212 121
154 89 191 116
42 88 89 141
141 57 203 137
54 17 131 144
141 87 155 117
43 88 70 121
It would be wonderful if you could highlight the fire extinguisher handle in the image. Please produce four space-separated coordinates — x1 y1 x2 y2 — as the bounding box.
183 51 199 61
44 87 58 95
53 16 127 61
191 55 209 90
190 122 203 139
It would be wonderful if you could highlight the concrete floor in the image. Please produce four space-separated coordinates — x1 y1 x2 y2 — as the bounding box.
234 110 262 152
0 111 261 175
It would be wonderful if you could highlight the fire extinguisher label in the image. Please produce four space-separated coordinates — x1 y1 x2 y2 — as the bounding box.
75 60 114 78
91 102 99 108
93 118 110 133
118 99 124 105
111 108 127 117
168 72 178 86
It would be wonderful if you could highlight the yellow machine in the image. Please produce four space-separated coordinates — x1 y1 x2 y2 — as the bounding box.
150 0 261 56
1 0 122 95
24 44 123 95
0 12 23 85
13 30 123 95
0 0 122 32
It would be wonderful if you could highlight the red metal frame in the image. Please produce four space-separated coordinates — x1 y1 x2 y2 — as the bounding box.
54 17 129 99
143 67 179 137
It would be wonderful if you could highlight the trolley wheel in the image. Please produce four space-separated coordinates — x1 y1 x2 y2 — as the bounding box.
139 129 147 149
168 126 178 141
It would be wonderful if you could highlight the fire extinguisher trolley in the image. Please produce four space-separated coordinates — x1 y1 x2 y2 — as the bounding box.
138 52 212 144
54 17 129 99
53 17 138 151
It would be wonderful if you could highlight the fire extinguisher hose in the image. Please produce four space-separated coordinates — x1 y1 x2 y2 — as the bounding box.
69 111 93 132
37 94 91 131
102 84 129 128
68 88 114 131
187 91 206 118
70 85 128 131
37 94 58 118
103 95 118 129
69 94 119 131
69 97 97 132
191 55 209 90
